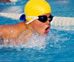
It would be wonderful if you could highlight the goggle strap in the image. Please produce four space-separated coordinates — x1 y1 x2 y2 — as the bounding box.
26 16 38 24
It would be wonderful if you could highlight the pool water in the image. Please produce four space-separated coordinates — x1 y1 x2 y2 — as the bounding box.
0 0 74 62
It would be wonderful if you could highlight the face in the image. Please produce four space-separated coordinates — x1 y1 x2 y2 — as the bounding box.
30 13 51 35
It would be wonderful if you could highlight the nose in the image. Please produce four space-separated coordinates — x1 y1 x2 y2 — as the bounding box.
45 20 50 25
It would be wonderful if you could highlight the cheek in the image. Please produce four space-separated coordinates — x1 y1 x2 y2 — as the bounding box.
33 21 45 33
33 22 40 31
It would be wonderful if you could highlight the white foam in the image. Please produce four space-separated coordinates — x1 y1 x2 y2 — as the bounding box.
0 31 47 49
24 32 47 49
0 28 71 50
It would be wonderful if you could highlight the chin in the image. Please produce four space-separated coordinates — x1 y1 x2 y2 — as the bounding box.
39 32 45 35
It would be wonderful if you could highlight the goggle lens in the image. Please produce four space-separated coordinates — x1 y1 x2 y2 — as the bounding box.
38 15 53 22
38 16 47 22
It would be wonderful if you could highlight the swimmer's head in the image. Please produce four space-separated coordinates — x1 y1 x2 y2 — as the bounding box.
24 0 51 23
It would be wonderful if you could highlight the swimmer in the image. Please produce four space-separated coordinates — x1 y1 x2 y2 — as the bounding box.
0 0 53 44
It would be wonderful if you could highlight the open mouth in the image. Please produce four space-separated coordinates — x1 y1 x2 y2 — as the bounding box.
45 26 50 33
45 26 49 30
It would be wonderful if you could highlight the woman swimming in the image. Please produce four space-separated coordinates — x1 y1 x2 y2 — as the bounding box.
0 0 53 45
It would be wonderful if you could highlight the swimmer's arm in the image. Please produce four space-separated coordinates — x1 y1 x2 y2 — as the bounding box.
0 22 31 44
0 22 26 43
0 24 20 39
0 24 20 45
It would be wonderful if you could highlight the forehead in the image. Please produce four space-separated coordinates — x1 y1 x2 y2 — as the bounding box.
40 13 51 16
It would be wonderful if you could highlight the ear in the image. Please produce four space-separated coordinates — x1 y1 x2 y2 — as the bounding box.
20 14 26 21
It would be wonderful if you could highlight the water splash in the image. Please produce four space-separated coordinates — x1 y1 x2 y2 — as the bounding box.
0 28 71 50
0 31 47 50
24 32 47 49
